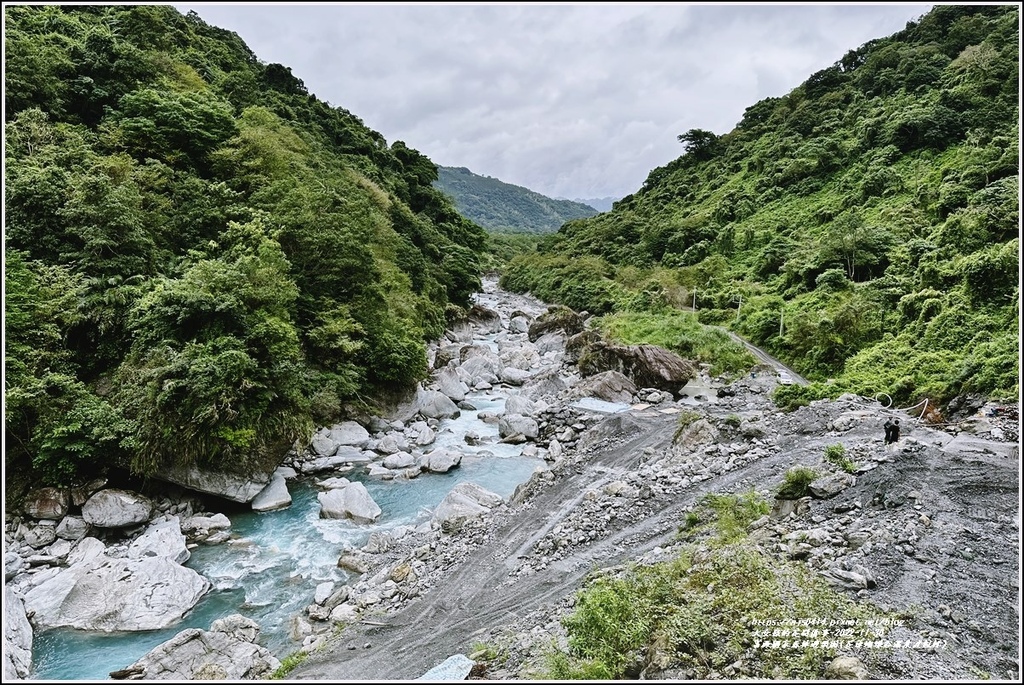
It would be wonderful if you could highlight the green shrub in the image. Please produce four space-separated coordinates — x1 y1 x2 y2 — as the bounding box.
596 311 756 378
673 410 705 442
682 491 771 544
824 443 857 473
771 382 833 411
270 651 309 679
544 497 883 680
777 466 819 499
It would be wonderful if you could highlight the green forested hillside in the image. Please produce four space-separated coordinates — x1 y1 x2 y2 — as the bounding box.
4 5 487 487
435 165 599 233
502 4 1019 410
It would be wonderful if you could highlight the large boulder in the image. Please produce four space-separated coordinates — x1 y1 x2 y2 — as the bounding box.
458 344 497 364
825 656 869 680
309 430 339 457
571 370 637 404
418 654 476 681
81 489 154 528
504 394 537 417
111 614 281 680
23 553 210 632
250 472 292 512
467 304 502 334
527 305 584 342
24 521 57 549
22 487 69 520
533 332 566 355
416 389 461 420
565 330 602 364
128 515 190 565
499 367 533 386
578 341 696 393
498 414 540 440
459 351 503 385
155 464 271 504
298 446 368 474
382 452 416 469
4 588 32 680
500 344 540 371
318 483 382 524
508 315 530 334
419 449 463 474
55 515 91 542
375 433 410 455
432 343 463 370
809 472 856 499
520 367 568 401
329 421 370 448
415 425 437 446
434 366 469 402
179 514 231 543
432 482 503 531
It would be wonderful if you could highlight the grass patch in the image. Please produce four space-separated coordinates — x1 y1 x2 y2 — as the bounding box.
269 650 309 679
540 491 882 680
595 311 756 378
680 491 770 544
823 443 857 473
776 466 819 500
672 410 705 443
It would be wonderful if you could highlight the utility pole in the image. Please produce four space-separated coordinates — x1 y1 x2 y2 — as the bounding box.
779 309 784 338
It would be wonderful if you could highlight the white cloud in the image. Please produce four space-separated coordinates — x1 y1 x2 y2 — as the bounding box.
174 2 934 200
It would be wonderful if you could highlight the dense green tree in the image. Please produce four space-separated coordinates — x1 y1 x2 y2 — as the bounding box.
3 4 489 491
677 128 722 160
502 4 1019 407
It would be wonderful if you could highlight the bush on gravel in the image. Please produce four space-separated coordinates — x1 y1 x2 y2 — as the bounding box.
542 493 883 680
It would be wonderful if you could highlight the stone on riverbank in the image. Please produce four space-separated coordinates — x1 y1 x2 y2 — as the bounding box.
432 482 503 532
4 587 33 680
23 552 210 632
81 489 154 528
110 614 281 680
21 487 68 521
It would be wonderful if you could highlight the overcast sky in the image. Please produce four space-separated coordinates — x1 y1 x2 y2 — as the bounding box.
173 2 936 201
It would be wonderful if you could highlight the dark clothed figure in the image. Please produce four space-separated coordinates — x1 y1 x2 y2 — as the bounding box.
884 418 901 444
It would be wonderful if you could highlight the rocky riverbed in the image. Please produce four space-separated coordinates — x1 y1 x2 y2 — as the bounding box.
4 278 1019 681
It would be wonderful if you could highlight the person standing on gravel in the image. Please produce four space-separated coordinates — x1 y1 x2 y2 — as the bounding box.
884 418 900 445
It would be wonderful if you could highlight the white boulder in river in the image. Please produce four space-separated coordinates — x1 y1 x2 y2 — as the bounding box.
112 614 281 680
250 471 292 512
23 537 210 632
318 482 382 524
128 515 190 565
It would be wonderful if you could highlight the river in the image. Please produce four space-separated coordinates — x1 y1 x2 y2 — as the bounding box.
27 283 550 681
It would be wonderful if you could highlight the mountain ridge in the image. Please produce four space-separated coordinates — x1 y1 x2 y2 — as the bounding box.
434 165 599 233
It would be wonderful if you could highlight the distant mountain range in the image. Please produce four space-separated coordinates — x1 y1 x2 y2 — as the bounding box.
434 166 602 233
569 196 618 212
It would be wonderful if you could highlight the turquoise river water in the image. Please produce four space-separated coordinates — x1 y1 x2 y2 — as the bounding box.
30 391 545 680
